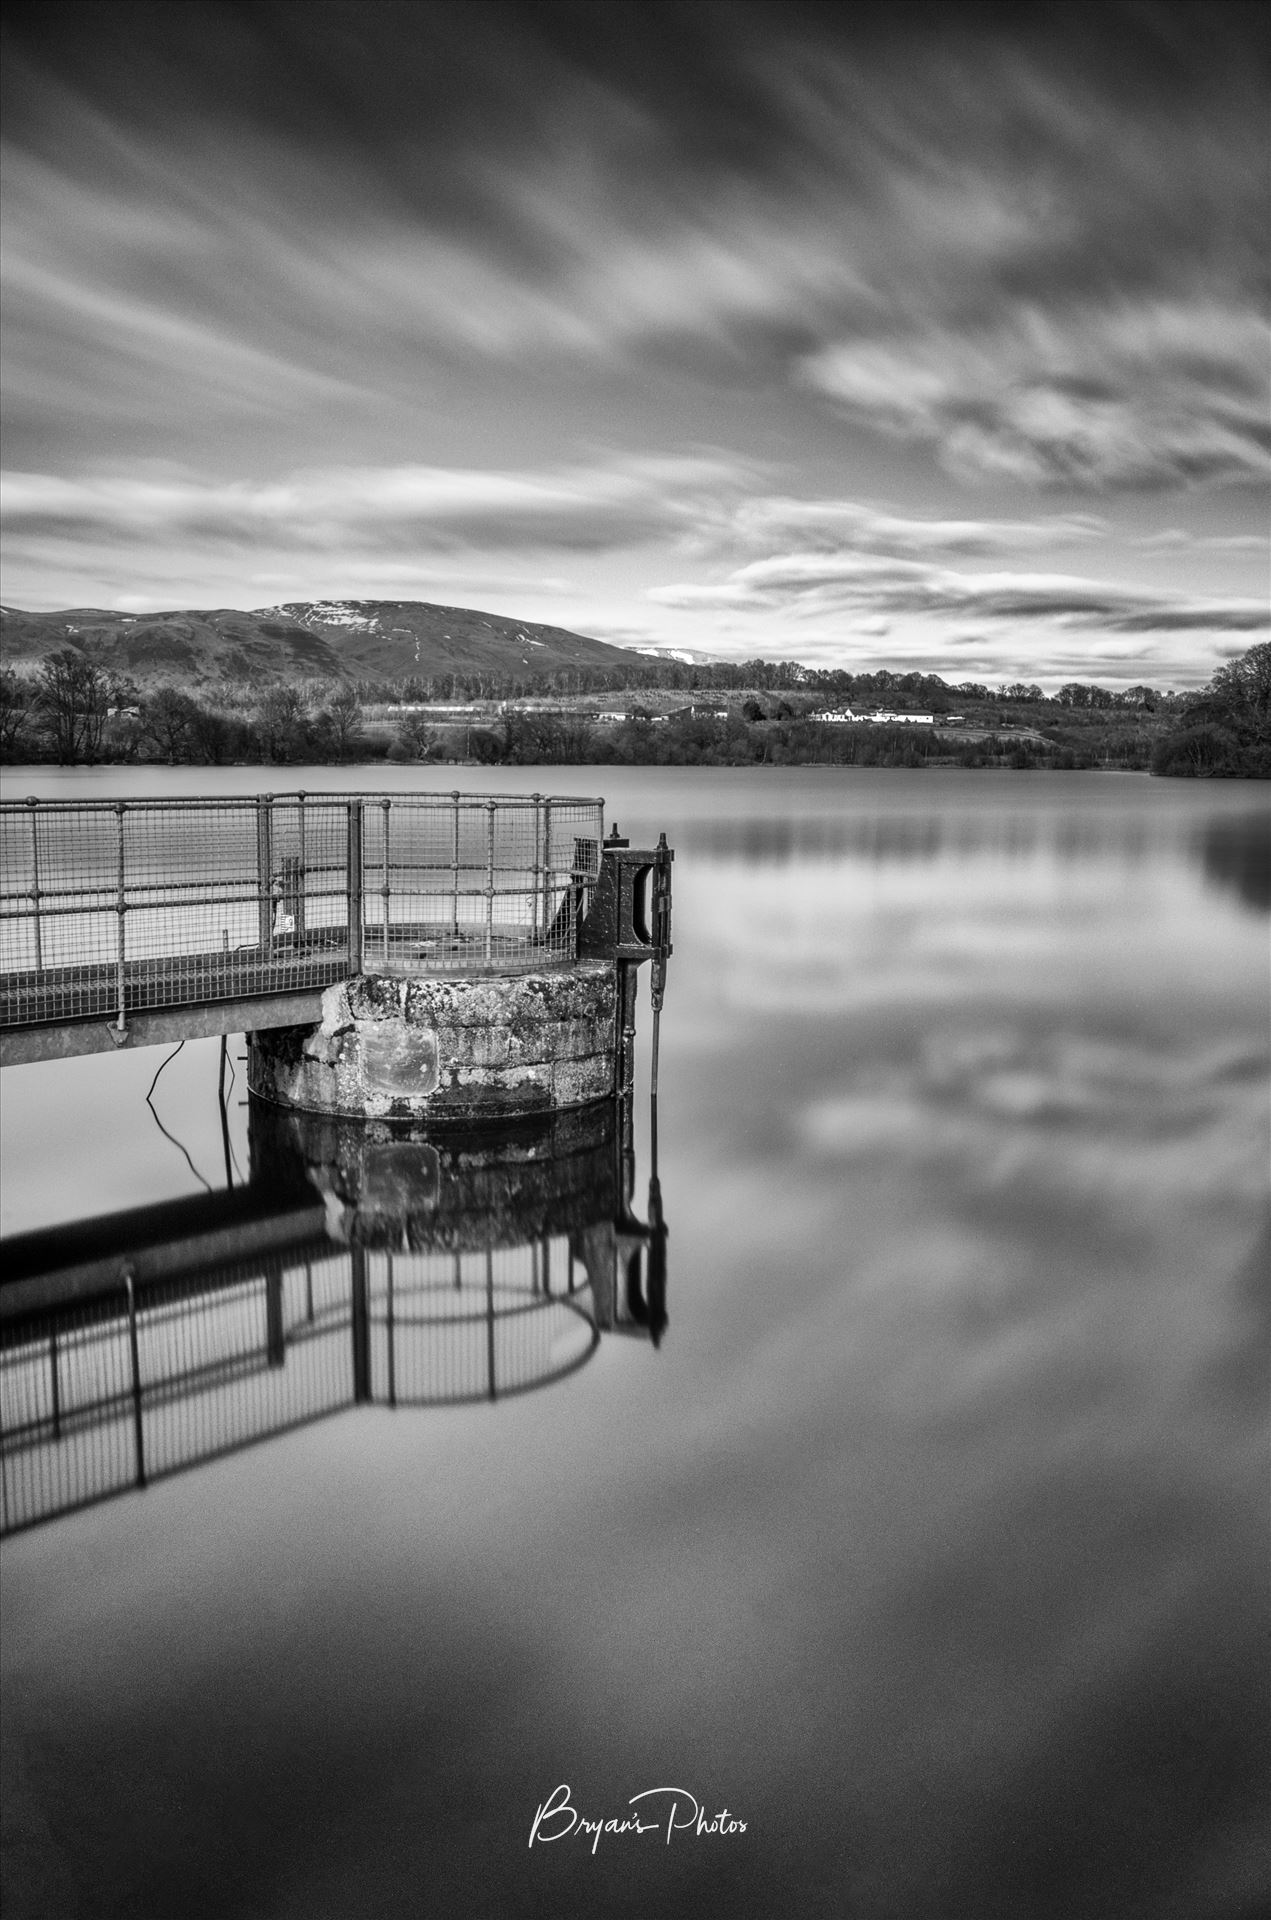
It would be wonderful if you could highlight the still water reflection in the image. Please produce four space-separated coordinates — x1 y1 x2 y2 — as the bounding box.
0 769 1267 1920
2 1100 667 1537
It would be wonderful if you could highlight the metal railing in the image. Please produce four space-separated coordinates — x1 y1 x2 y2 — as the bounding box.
0 1238 598 1535
0 791 604 1032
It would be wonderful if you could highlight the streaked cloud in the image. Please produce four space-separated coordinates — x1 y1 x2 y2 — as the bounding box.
649 552 1270 637
802 305 1271 492
0 2 1266 672
0 455 746 556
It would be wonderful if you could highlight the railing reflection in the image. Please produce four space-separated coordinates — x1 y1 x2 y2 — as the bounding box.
1 1091 667 1537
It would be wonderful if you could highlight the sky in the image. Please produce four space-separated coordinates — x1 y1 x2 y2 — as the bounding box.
1 0 1268 690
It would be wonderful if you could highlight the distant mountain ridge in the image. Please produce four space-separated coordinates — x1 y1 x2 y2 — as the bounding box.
0 599 642 687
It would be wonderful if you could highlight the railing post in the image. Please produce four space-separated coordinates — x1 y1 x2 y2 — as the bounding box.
27 796 43 972
531 792 543 940
346 798 364 973
256 794 274 956
114 803 127 1033
124 1267 146 1489
541 799 553 939
380 797 392 968
484 800 496 967
294 790 307 944
450 790 461 936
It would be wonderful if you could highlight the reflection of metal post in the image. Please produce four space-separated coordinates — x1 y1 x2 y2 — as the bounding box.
218 1036 234 1187
351 1244 370 1403
124 1267 146 1489
114 803 127 1034
386 1253 396 1408
347 798 363 973
486 1248 496 1401
265 1261 285 1368
27 797 43 972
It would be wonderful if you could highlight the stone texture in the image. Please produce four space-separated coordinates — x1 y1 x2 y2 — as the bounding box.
249 962 616 1121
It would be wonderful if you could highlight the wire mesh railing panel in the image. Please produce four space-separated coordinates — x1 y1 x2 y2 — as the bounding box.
358 794 603 976
1 1303 139 1532
1 792 605 1030
365 1238 598 1405
0 1249 351 1535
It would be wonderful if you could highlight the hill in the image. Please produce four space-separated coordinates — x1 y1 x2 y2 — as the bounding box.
0 599 640 688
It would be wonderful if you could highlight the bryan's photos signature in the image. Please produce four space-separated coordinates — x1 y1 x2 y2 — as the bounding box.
530 1784 747 1852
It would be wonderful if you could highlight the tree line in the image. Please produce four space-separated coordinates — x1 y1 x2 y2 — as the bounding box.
2 640 1265 775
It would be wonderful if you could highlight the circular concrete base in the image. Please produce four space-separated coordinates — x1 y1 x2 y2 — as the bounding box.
247 962 617 1122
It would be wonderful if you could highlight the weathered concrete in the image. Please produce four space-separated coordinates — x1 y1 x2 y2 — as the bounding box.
247 961 616 1121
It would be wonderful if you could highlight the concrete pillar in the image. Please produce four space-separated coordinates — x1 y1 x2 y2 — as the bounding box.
247 960 616 1122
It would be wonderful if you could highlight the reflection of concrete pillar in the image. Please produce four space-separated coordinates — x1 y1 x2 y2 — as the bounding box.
350 1244 370 1403
264 1261 285 1368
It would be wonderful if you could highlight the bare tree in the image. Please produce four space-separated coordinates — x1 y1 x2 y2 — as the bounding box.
36 647 112 764
324 683 364 759
140 686 199 763
0 669 35 760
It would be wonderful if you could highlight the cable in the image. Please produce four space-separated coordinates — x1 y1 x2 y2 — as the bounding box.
145 1040 213 1191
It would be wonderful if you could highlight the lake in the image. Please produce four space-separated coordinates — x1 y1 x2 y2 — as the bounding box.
1 765 1268 1920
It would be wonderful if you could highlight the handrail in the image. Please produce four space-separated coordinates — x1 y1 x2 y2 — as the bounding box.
0 790 606 1032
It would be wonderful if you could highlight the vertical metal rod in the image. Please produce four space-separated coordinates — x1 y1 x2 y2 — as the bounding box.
485 1247 496 1401
27 797 43 972
617 960 638 1209
541 800 553 942
380 798 392 967
256 794 274 956
294 791 307 944
305 1261 314 1323
114 802 127 1033
49 1328 61 1440
218 1035 234 1187
124 1268 146 1489
531 792 543 940
453 1251 462 1292
450 790 461 936
484 801 496 967
386 1252 396 1408
347 798 363 973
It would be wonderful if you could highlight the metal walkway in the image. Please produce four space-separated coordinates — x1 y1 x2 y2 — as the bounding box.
0 790 603 1062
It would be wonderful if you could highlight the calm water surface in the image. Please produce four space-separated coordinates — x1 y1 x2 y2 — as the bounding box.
1 767 1268 1920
